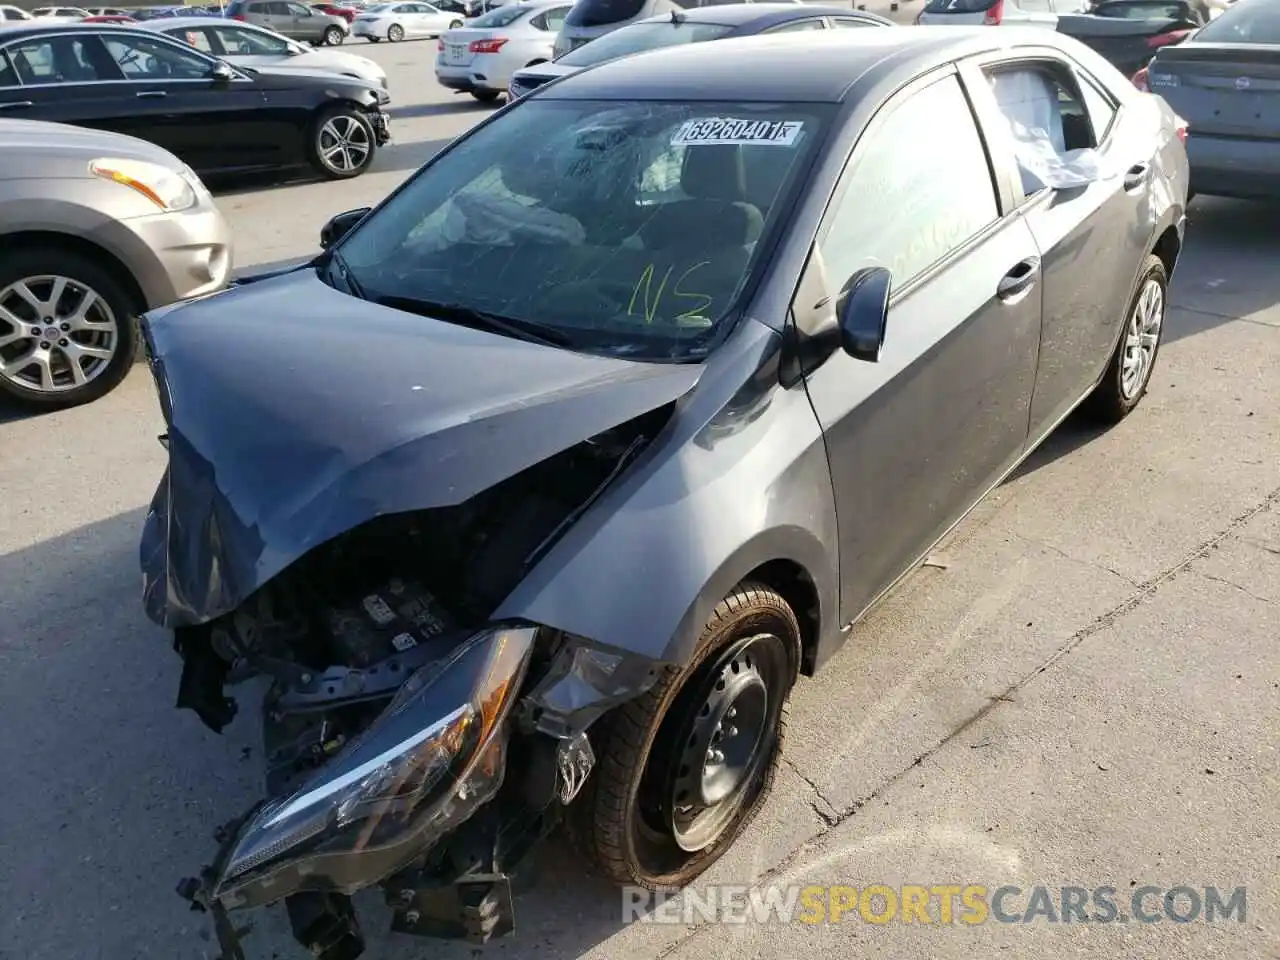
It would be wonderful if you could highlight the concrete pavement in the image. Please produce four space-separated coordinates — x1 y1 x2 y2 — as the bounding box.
1 38 1277 960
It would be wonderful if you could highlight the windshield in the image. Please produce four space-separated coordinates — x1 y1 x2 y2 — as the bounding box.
468 3 526 24
565 0 648 27
362 2 394 10
1193 0 1280 41
333 99 827 360
557 19 734 65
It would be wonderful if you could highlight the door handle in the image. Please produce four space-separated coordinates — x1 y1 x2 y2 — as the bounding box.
136 90 167 99
0 100 33 109
997 256 1041 303
1123 162 1151 191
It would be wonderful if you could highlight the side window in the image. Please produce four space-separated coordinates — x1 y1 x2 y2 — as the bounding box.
5 37 112 83
264 2 291 14
178 29 216 53
3 8 24 18
984 63 1099 194
1077 72 1117 143
289 1 313 13
217 25 290 53
819 76 999 290
0 51 16 86
764 17 825 31
539 5 570 29
831 16 874 26
103 35 213 79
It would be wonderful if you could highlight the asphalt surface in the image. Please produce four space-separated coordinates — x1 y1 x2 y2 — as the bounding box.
2 22 1278 960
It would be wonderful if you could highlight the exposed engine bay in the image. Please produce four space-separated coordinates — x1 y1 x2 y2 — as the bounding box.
171 409 672 960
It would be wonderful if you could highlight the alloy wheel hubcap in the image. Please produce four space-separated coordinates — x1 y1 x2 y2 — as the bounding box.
0 275 117 393
1121 277 1163 399
318 115 371 172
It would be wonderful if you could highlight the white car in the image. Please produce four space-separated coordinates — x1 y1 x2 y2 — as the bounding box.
915 0 1088 26
30 5 89 19
352 0 462 41
141 17 390 89
0 5 33 20
435 0 568 101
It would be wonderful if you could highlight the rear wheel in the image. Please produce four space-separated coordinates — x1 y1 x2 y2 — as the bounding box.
367 35 380 41
308 105 376 180
448 18 462 26
322 24 344 45
471 89 500 102
569 584 800 888
387 22 403 40
1082 254 1167 423
0 246 138 409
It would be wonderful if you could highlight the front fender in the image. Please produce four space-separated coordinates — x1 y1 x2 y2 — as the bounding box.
496 318 840 673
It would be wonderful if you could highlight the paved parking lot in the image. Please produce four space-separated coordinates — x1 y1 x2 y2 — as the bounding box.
2 28 1278 960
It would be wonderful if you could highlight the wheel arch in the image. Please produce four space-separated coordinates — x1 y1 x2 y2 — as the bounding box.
0 229 147 315
1151 223 1181 279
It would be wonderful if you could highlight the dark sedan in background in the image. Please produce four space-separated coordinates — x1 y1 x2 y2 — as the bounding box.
145 26 1187 960
0 23 391 178
508 2 892 99
1057 0 1207 74
1144 0 1280 199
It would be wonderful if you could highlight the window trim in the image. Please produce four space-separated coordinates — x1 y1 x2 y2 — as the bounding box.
809 67 1010 306
0 28 253 87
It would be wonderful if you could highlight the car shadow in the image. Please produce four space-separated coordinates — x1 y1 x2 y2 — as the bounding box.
0 507 629 959
1165 195 1280 345
388 96 500 120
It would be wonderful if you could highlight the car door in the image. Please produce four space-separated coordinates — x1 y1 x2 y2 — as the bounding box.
0 33 137 128
960 53 1148 440
796 70 1043 626
97 31 272 172
260 0 296 35
289 2 327 41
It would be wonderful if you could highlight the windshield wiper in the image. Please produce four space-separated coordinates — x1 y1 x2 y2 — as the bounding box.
374 295 573 348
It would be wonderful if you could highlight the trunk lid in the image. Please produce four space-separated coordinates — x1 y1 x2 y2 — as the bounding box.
439 26 499 66
1149 42 1280 137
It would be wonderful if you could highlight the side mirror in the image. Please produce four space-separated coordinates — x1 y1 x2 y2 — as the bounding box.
320 206 372 249
209 61 234 82
837 266 892 362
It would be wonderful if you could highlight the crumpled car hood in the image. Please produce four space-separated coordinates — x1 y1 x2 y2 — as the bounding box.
140 267 700 628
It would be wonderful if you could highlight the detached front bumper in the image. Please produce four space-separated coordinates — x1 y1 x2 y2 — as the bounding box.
368 107 392 146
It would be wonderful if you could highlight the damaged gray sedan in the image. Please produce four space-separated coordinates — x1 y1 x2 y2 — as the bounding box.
138 26 1187 960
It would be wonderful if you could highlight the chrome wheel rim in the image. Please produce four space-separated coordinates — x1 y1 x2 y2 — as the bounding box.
1121 277 1163 400
0 275 118 394
388 23 402 39
318 114 371 173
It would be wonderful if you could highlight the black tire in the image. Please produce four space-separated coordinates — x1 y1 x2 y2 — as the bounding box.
0 244 139 410
569 584 800 889
367 35 380 41
1082 253 1167 423
307 104 377 180
448 18 463 26
322 25 344 45
471 89 500 103
387 22 403 40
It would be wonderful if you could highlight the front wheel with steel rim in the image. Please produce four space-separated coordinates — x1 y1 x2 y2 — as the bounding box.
322 24 344 45
308 105 376 180
569 584 800 888
387 22 404 40
0 246 138 409
1083 253 1167 423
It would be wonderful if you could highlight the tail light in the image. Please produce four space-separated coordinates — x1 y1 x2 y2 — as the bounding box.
437 37 444 50
1147 28 1192 48
983 0 1003 24
469 37 508 53
230 12 245 19
1132 66 1149 91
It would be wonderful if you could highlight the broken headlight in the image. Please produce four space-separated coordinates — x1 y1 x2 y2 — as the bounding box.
213 625 536 911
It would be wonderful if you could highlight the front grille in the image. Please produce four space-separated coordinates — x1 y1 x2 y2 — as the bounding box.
520 74 553 91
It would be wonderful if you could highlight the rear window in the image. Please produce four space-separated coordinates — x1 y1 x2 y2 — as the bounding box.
1193 0 1280 42
924 0 997 11
564 0 647 27
469 4 527 24
557 19 733 64
1095 0 1187 18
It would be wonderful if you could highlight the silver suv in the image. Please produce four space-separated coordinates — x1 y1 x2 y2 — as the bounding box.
227 0 350 45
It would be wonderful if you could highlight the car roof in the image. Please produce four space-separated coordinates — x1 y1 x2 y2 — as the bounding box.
137 15 249 27
633 2 884 25
547 26 1067 103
